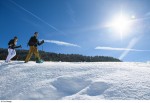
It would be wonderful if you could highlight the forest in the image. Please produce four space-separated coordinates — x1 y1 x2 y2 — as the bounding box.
0 48 121 62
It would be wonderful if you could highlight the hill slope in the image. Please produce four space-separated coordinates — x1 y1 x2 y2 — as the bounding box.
0 61 150 100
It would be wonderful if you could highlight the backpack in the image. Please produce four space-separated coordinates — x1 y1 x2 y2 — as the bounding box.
27 36 37 46
8 39 14 45
27 38 31 46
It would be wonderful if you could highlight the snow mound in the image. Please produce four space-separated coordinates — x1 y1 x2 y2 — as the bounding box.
51 77 91 96
86 82 110 96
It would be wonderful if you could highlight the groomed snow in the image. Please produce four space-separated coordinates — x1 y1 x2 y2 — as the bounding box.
1 61 150 100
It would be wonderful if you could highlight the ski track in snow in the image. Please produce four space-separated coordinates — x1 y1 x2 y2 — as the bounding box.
1 61 150 100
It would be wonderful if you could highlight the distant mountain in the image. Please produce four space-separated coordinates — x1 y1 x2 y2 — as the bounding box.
0 48 121 62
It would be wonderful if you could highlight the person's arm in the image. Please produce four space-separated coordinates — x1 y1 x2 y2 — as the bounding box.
14 45 22 49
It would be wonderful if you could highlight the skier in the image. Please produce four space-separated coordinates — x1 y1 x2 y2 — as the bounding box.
24 32 44 63
6 36 22 63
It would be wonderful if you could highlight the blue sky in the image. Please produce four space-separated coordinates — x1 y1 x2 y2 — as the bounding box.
1 0 150 62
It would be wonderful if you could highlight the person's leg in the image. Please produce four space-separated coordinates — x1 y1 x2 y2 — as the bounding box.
24 46 34 63
6 49 13 62
9 49 16 60
33 47 40 61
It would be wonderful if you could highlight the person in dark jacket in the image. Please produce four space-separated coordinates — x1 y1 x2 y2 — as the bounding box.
6 36 22 63
25 32 44 63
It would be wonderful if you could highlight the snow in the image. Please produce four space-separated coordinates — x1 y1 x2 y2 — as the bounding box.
1 61 150 100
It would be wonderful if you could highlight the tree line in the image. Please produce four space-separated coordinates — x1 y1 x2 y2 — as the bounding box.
0 48 121 62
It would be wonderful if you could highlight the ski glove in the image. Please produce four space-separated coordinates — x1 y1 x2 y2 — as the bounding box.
39 40 44 45
41 40 44 44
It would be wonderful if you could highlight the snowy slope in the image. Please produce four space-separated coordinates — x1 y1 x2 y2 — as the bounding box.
1 61 150 100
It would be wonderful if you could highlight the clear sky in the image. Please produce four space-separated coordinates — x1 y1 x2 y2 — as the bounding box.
1 0 150 62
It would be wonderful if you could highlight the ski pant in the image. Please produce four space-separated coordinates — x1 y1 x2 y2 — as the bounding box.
25 46 40 62
6 49 16 62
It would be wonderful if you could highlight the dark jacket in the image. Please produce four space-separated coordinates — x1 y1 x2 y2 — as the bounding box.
28 36 44 47
8 39 21 49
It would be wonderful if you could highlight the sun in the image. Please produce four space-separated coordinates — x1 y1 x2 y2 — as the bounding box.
112 15 129 33
109 13 132 39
